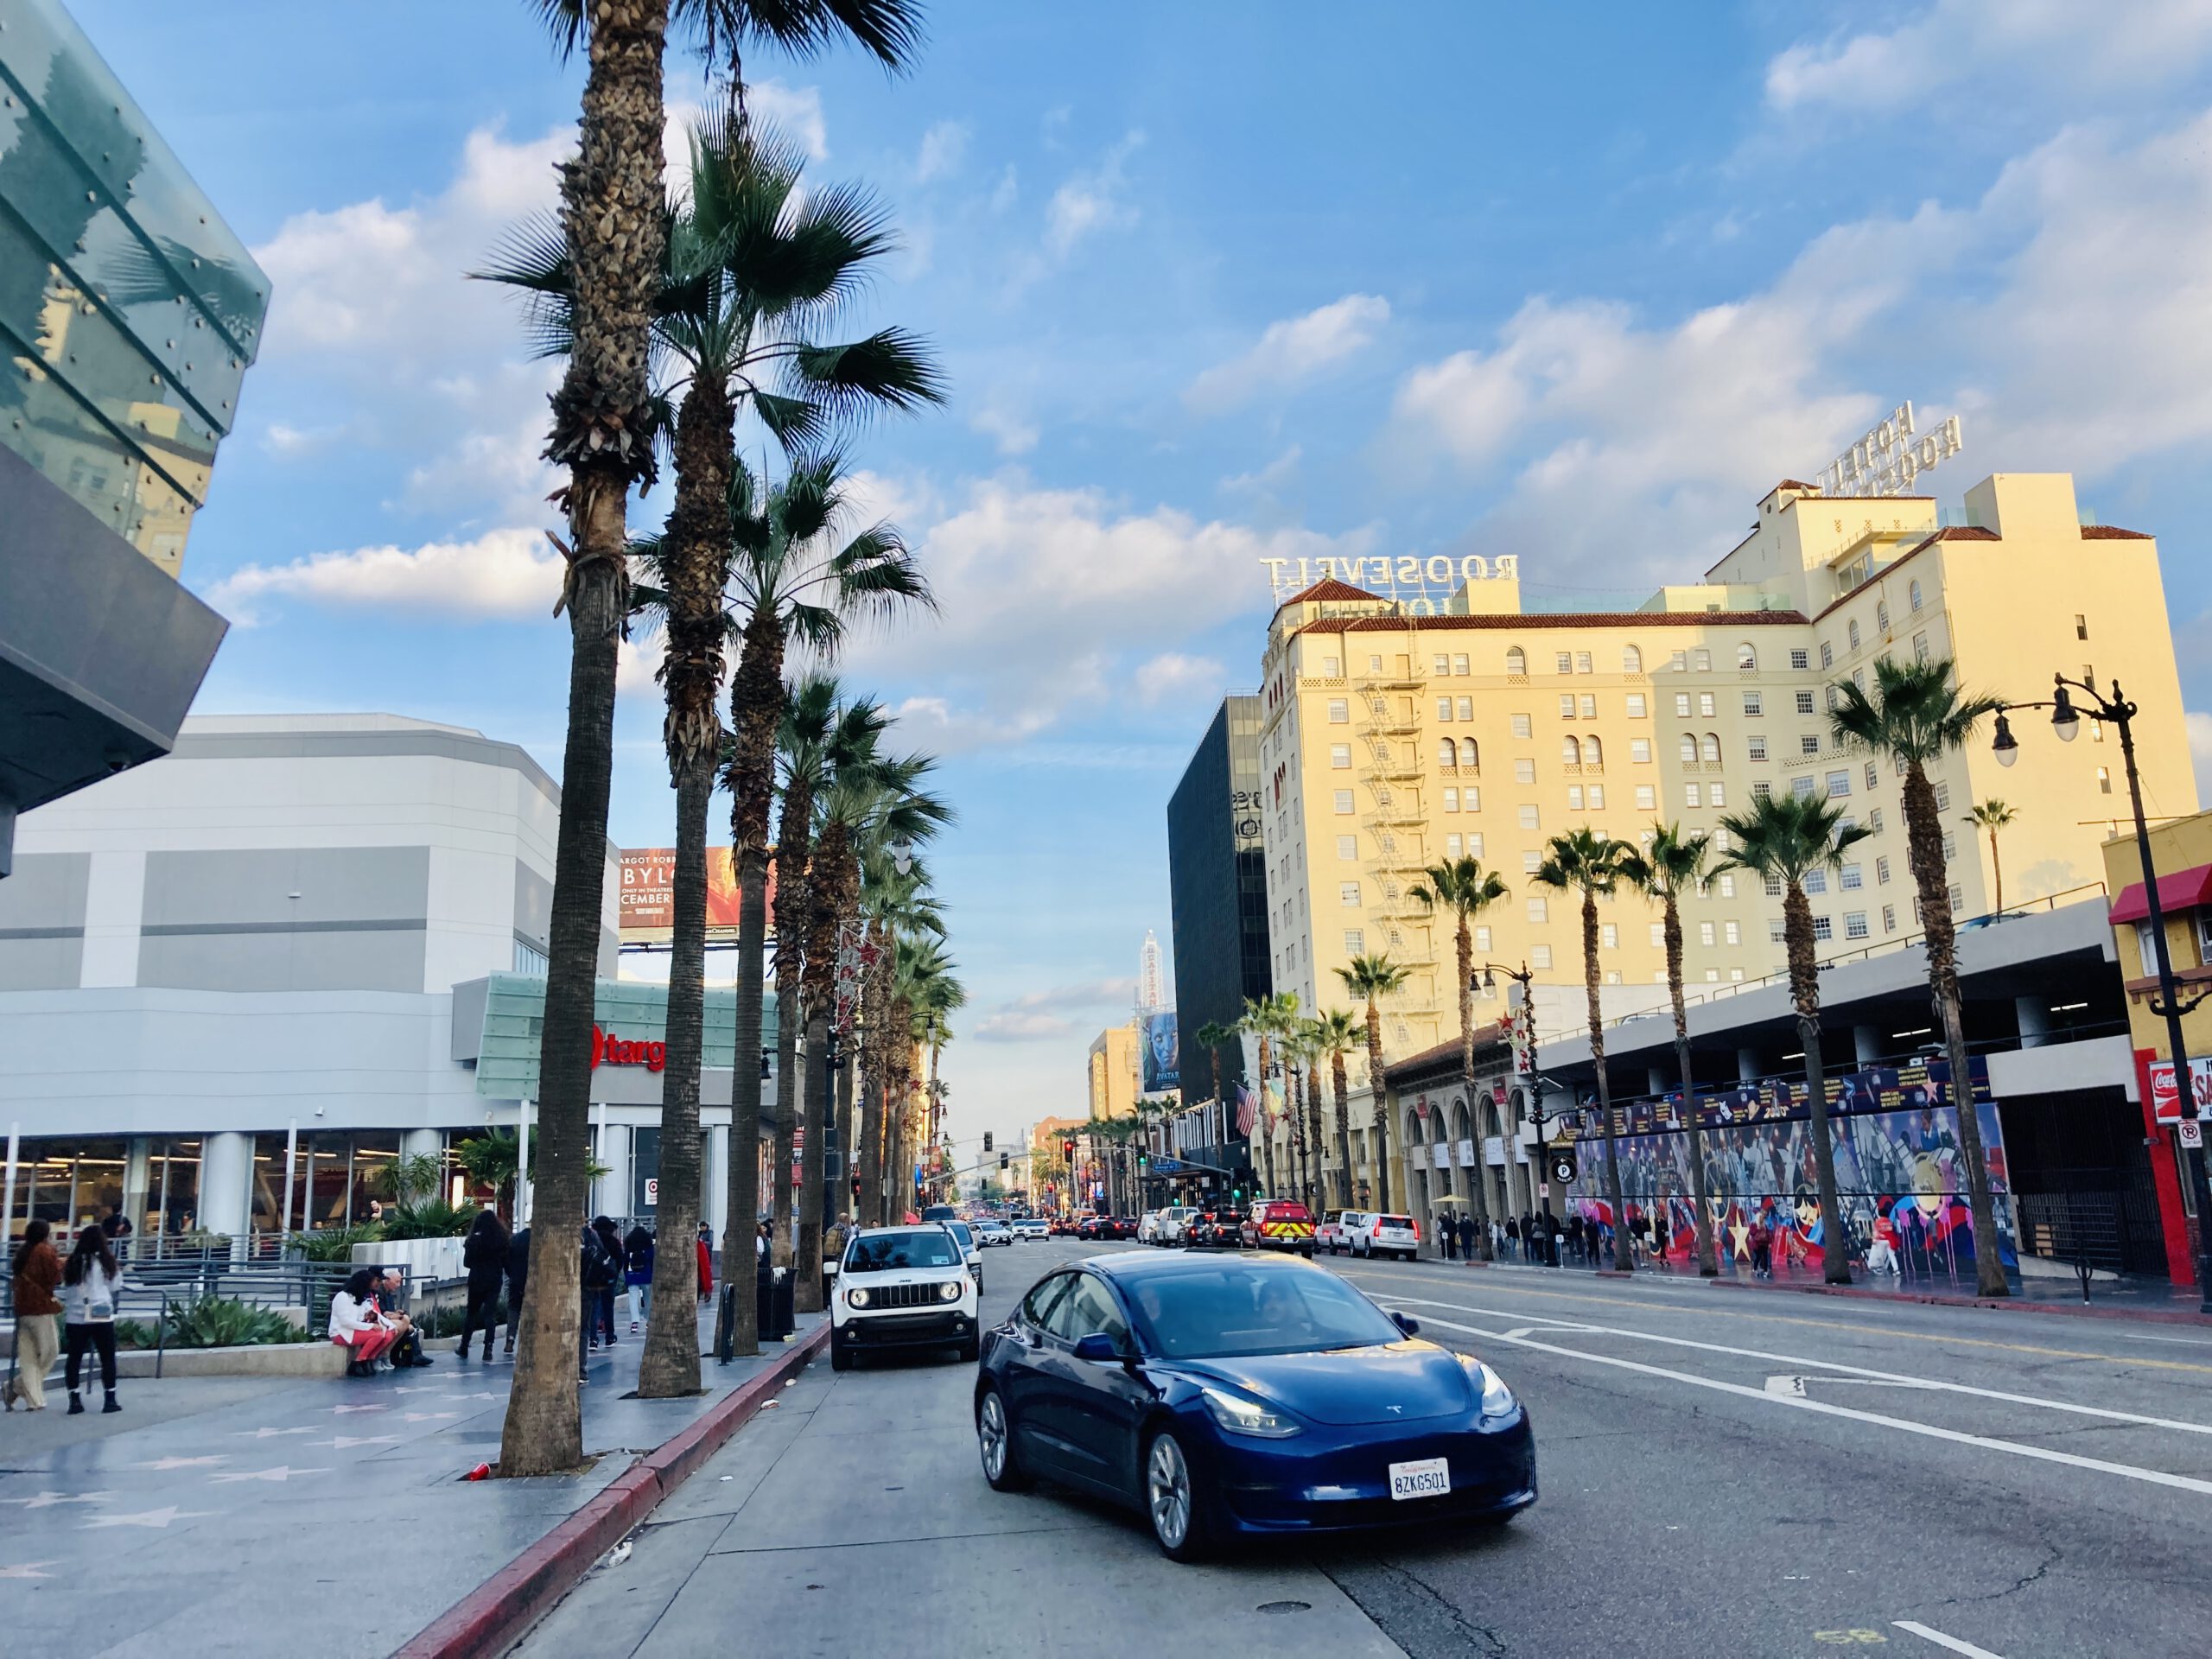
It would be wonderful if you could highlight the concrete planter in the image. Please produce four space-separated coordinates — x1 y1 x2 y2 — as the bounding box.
354 1236 465 1282
104 1338 350 1379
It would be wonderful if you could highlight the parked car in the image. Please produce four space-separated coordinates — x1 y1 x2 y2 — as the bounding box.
1012 1217 1050 1243
1077 1215 1107 1242
1316 1211 1368 1255
972 1251 1535 1560
1114 1216 1141 1240
830 1224 981 1370
1156 1205 1198 1245
942 1218 985 1294
1187 1209 1242 1248
976 1218 1014 1248
1241 1200 1316 1256
1350 1212 1421 1262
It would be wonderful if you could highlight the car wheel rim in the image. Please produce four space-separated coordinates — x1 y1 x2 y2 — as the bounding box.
1147 1436 1191 1548
979 1393 1008 1479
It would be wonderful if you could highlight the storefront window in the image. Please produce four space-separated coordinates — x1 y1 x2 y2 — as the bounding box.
149 1138 201 1239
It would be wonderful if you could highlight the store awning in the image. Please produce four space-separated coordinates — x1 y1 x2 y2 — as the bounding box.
2107 863 2212 925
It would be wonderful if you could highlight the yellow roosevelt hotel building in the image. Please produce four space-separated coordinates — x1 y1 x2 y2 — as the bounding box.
1255 472 2196 1058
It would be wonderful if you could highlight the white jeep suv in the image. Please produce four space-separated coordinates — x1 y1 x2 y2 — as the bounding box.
829 1224 981 1370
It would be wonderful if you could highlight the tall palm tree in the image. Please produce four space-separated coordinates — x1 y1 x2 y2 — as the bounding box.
1292 1021 1326 1207
1334 953 1411 1211
1192 1019 1233 1149
1534 829 1637 1272
1312 1008 1363 1208
1410 857 1509 1258
1968 798 2017 916
1618 824 1719 1276
1832 656 2008 1298
1239 993 1299 1199
1716 791 1872 1287
763 675 836 1285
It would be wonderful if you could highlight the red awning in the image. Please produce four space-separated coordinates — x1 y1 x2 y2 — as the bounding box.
2107 863 2212 925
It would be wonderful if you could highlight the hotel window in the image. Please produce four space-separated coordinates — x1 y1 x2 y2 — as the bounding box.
1685 783 1702 807
1801 734 1821 755
1473 925 1493 953
1680 734 1699 765
1793 776 1816 799
1503 648 1525 676
1623 645 1643 673
1826 685 1841 712
1567 785 1585 810
1340 882 1362 908
1522 849 1541 874
1909 581 1923 613
1699 921 1715 946
1531 944 1554 970
1812 916 1834 942
1626 693 1648 718
1765 872 1784 897
1333 790 1354 813
1457 697 1473 720
1559 694 1577 719
1630 738 1652 764
1331 744 1351 768
1442 787 1459 812
1789 648 1810 670
1528 896 1548 923
1701 734 1721 763
1369 655 1382 671
1803 868 1827 894
1452 654 1470 675
1913 632 1929 663
1876 600 1889 631
1869 808 1884 834
1693 649 1713 671
1322 655 1340 676
1602 924 1618 949
1949 882 1965 911
1719 874 1735 897
1820 641 1834 669
1826 770 1852 797
1933 781 1950 810
1840 863 1863 890
1605 970 1624 985
1562 734 1583 764
1433 655 1450 676
1709 783 1726 806
1635 785 1656 810
1344 930 1364 955
1705 968 1721 982
1675 693 1693 716
1575 652 1592 674
1439 738 1459 767
1698 693 1716 717
1724 920 1741 946
1589 784 1606 809
1580 694 1598 719
1847 620 1860 652
1555 652 1573 673
2076 613 2088 640
1795 690 1815 715
1465 786 1483 811
1446 833 1462 857
1468 833 1484 857
1515 759 1537 784
1860 762 1875 791
1328 699 1350 723
1748 734 1768 762
1853 667 1866 691
1743 691 1763 716
1883 904 1897 931
1337 835 1357 860
1736 643 1757 670
1518 804 1541 830
1585 735 1604 766
1670 650 1688 671
1769 918 1787 944
514 940 550 975
1511 713 1533 738
1437 698 1452 721
1942 832 1957 861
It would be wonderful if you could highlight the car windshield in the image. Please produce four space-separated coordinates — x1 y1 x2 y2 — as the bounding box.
946 1223 973 1249
845 1230 961 1271
1124 1263 1405 1358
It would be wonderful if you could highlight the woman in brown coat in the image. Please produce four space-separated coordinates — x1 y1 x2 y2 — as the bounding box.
5 1219 63 1409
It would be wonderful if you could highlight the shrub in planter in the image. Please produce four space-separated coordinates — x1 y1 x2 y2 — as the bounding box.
162 1295 312 1348
292 1222 383 1262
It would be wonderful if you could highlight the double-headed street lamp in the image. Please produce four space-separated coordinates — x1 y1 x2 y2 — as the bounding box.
1994 672 2212 1313
1476 961 1563 1262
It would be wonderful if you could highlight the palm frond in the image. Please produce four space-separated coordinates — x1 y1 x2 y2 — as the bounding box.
788 327 945 420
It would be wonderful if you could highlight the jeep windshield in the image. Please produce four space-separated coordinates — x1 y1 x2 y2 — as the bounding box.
845 1230 961 1271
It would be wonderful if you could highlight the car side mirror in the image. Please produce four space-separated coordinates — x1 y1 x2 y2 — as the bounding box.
1071 1332 1120 1363
824 1261 841 1276
1390 1311 1421 1337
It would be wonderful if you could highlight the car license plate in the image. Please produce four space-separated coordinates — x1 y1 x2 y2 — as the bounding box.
1388 1458 1451 1500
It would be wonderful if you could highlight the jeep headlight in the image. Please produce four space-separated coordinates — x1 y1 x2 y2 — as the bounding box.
938 1279 963 1302
846 1286 870 1308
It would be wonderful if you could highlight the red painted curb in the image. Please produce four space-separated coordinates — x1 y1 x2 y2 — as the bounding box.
394 1324 830 1659
1700 1274 2212 1327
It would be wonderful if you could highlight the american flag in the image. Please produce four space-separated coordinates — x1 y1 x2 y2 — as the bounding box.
1235 1082 1257 1138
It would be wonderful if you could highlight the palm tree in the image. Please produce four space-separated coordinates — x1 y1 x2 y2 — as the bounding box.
1311 1008 1363 1208
1334 953 1411 1211
1715 791 1872 1287
1617 824 1719 1276
1294 1021 1326 1207
1239 993 1299 1199
1410 857 1509 1258
1533 829 1637 1272
1968 798 2017 916
1832 655 2008 1297
1192 1019 1233 1148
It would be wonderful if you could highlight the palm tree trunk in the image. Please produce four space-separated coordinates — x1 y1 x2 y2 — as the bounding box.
1458 916 1494 1259
1332 1052 1354 1209
1257 1037 1279 1198
1988 826 2004 915
770 794 811 1276
1784 883 1851 1285
1305 1065 1325 1209
796 1007 829 1311
835 1022 856 1221
1665 894 1718 1278
497 0 667 1482
718 847 766 1356
638 760 710 1397
1904 764 2005 1297
1585 890 1630 1272
1365 1002 1392 1211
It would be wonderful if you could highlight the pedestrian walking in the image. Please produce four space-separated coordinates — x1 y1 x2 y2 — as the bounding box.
1566 1213 1585 1262
588 1216 625 1346
459 1208 509 1362
1440 1211 1458 1260
577 1224 602 1381
624 1224 655 1332
503 1224 531 1357
1459 1214 1477 1262
4 1219 62 1410
1503 1215 1520 1259
696 1222 715 1302
1652 1214 1670 1265
1869 1207 1901 1277
60 1225 126 1414
99 1205 133 1263
1748 1215 1772 1278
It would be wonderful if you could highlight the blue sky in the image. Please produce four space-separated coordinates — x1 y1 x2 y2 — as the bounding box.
73 0 2212 1147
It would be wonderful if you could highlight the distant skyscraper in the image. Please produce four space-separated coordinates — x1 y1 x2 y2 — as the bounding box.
1136 930 1166 1014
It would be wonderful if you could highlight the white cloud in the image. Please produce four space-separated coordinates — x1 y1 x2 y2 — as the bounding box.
748 80 828 161
914 119 969 182
1221 445 1302 498
969 400 1039 456
1043 130 1144 257
989 165 1019 213
207 528 564 626
972 976 1139 1043
261 421 340 458
1185 294 1391 414
1133 652 1226 706
973 1009 1073 1042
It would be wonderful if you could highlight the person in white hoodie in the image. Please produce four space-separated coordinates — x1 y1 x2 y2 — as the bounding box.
60 1226 127 1414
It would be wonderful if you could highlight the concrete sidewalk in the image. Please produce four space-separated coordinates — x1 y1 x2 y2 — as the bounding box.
0 1307 821 1658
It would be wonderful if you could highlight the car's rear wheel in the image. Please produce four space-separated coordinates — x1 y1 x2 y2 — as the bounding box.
1143 1428 1208 1561
977 1385 1031 1491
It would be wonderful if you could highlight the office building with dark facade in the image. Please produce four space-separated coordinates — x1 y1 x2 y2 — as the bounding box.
1166 696 1271 1170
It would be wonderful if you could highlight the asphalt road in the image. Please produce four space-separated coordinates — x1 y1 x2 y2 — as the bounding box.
518 1238 2212 1659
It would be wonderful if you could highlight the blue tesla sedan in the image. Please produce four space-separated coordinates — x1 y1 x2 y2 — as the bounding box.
973 1250 1536 1560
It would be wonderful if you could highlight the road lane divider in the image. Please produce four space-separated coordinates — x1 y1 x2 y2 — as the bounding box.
1894 1619 2009 1657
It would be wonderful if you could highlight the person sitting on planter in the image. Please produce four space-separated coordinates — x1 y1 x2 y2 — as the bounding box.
330 1268 398 1376
370 1267 432 1368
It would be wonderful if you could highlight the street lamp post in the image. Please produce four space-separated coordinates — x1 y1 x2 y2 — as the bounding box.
1995 673 2212 1313
1479 961 1560 1266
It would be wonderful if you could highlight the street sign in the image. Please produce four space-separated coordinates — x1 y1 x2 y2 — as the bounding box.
1548 1150 1578 1185
1538 1181 1550 1198
644 1177 658 1206
2182 1117 2205 1149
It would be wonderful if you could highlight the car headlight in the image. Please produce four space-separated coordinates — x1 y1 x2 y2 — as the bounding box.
1199 1384 1302 1439
938 1280 963 1302
1464 1357 1516 1418
846 1287 870 1308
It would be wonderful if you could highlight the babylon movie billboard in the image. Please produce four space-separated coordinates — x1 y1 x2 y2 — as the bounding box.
618 848 767 933
1141 1010 1179 1094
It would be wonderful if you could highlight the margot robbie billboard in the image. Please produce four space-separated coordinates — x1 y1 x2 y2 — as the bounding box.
619 848 771 938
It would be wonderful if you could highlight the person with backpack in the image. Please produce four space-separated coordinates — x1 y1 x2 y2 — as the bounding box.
623 1223 655 1334
504 1224 531 1357
61 1226 127 1414
588 1216 625 1346
459 1209 510 1362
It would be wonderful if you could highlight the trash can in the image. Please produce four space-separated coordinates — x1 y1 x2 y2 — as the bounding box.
754 1267 794 1340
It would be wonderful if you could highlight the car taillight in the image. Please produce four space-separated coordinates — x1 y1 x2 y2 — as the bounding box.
1411 1220 1421 1241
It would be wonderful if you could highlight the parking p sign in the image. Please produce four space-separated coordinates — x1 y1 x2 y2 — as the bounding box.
1547 1149 1578 1185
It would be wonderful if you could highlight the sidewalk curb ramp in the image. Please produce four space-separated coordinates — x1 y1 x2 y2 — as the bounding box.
393 1324 830 1659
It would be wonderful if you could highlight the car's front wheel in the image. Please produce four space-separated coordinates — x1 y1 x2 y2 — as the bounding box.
1143 1428 1208 1562
977 1385 1031 1491
830 1330 853 1372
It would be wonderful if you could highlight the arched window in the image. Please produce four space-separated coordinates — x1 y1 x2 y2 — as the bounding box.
1504 646 1527 677
1462 738 1478 772
1909 579 1923 613
1561 734 1581 765
1875 599 1889 631
1736 642 1758 671
1439 737 1458 768
1701 733 1721 764
1622 645 1643 674
1679 734 1699 765
1583 734 1603 766
1847 620 1860 651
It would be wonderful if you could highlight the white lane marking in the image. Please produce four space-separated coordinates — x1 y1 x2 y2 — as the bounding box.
1894 1619 2009 1657
1405 1312 2212 1498
1382 1293 2212 1439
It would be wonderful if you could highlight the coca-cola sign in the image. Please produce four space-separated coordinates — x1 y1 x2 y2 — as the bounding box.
2147 1056 2212 1125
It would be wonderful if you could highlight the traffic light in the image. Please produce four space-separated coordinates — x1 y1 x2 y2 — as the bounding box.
1137 1150 1149 1173
983 1130 994 1153
1000 1151 1009 1170
1061 1137 1076 1160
